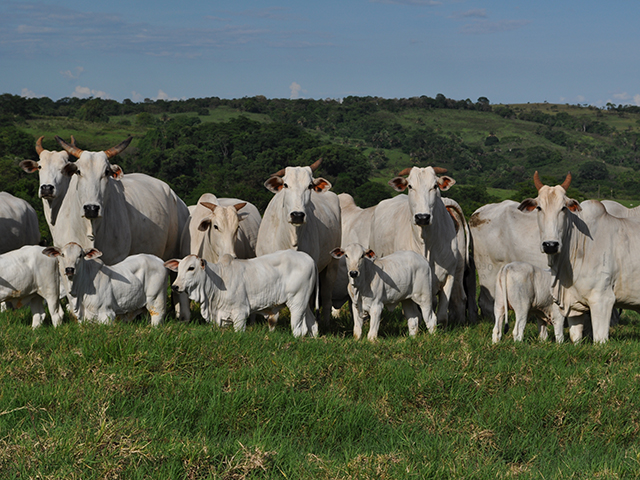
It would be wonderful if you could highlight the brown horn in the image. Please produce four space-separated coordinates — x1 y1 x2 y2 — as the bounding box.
104 136 133 159
35 136 44 155
398 167 413 176
70 135 77 148
560 172 572 191
271 168 286 177
55 135 84 158
533 171 544 191
310 158 323 172
433 167 448 174
200 201 217 213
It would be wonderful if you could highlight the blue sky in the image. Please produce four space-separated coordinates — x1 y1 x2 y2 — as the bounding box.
1 0 638 106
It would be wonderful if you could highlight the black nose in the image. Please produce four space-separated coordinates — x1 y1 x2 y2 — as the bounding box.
349 270 359 278
542 241 559 254
414 213 431 226
65 267 75 276
290 211 305 224
40 184 54 197
84 204 100 218
171 285 180 293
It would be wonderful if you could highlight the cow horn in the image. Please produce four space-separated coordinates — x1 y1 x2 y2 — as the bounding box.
310 158 323 172
35 136 44 155
433 167 448 174
104 136 133 159
200 201 217 213
70 135 77 147
398 167 413 176
533 171 544 191
55 135 84 158
560 172 572 191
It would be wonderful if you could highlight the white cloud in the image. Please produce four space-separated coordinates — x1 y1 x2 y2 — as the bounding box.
155 90 181 101
131 91 144 102
576 95 585 103
61 67 84 81
634 95 640 106
613 92 630 101
289 82 305 99
21 88 41 98
72 86 109 99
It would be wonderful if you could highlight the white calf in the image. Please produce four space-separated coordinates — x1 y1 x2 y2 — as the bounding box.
0 245 63 328
165 251 319 337
44 243 168 326
492 261 565 343
330 243 436 340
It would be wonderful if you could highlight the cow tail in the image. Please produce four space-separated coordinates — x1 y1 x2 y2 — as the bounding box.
314 263 320 314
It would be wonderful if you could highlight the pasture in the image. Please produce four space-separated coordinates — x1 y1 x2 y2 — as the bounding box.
2 307 640 479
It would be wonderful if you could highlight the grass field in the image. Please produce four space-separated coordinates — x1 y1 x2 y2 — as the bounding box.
3 304 640 479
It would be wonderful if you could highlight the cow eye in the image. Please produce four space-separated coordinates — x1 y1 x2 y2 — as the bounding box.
536 206 541 211
105 167 112 176
187 266 195 271
308 183 314 190
213 224 219 230
76 170 81 176
407 184 413 189
283 183 288 188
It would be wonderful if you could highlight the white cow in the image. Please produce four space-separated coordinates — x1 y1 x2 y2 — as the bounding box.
0 245 64 328
331 244 436 341
180 193 261 263
256 159 341 327
492 261 565 344
43 242 168 326
165 251 319 337
369 166 466 326
0 192 40 253
51 136 190 265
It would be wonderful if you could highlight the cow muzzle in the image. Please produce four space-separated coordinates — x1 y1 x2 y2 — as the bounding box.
349 270 359 278
542 241 560 254
83 204 100 219
40 184 55 198
290 211 305 225
414 213 431 226
65 267 75 277
171 284 183 294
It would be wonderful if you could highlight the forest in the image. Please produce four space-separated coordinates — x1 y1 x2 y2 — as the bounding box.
2 92 640 242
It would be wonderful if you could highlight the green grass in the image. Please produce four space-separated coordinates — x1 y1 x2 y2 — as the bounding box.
3 305 640 479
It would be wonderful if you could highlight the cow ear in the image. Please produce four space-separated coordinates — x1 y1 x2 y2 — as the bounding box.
438 175 456 191
389 177 408 192
313 178 332 193
110 164 123 180
518 198 538 212
365 249 377 261
265 176 284 193
566 199 582 212
198 219 211 232
62 163 78 176
200 258 207 269
19 160 39 173
84 248 102 259
163 259 180 272
42 246 61 258
330 248 345 259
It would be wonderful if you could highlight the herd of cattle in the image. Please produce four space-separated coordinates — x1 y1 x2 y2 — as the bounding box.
3 135 639 343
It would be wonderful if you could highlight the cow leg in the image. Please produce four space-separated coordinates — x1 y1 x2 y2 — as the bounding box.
512 307 529 342
589 294 615 344
351 302 364 340
568 314 588 343
29 297 46 329
552 314 565 343
304 305 318 337
537 319 549 341
492 285 507 344
267 312 279 332
289 303 309 338
436 274 455 327
319 259 339 328
367 305 383 341
44 294 64 328
231 312 249 333
402 300 422 336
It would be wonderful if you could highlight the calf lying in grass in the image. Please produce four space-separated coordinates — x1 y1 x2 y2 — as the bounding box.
331 243 436 340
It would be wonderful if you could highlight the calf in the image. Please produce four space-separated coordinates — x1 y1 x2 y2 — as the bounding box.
330 243 436 340
165 251 319 337
492 261 565 343
43 243 168 326
0 245 64 328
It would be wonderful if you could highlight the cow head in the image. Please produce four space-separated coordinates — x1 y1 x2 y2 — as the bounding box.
55 135 131 219
43 242 102 286
20 136 75 200
164 255 207 296
389 166 455 227
331 243 376 285
518 171 581 256
264 158 331 225
197 201 246 259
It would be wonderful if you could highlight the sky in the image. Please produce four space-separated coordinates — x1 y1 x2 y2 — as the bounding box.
1 0 639 107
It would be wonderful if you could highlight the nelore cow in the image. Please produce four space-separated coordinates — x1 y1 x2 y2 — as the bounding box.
517 171 640 343
0 245 64 328
165 251 319 337
331 243 436 340
369 166 466 327
256 159 341 327
492 261 565 344
44 242 168 326
0 191 40 253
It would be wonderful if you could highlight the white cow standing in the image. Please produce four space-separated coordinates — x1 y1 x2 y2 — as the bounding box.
255 159 341 328
492 261 565 344
44 242 168 326
0 192 40 253
369 166 466 327
0 245 64 328
331 243 436 341
165 251 319 337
